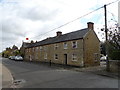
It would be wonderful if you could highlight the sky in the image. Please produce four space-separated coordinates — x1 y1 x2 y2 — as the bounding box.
0 0 119 52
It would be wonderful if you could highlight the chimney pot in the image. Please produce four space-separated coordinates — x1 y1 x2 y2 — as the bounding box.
87 22 94 30
56 31 62 36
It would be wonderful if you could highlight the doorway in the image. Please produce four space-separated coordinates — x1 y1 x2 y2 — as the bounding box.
64 54 67 65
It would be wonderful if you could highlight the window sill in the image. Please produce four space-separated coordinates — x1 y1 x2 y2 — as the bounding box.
72 60 77 62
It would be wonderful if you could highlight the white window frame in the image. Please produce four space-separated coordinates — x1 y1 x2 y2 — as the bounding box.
44 53 47 59
72 54 77 61
40 46 42 51
36 47 39 52
54 54 58 60
33 47 35 52
72 41 77 48
44 46 47 51
63 42 68 49
54 44 58 50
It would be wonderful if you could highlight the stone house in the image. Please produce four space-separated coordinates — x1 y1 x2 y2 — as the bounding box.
24 22 100 67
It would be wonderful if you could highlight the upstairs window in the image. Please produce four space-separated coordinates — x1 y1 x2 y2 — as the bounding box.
64 42 67 49
29 48 30 52
32 48 35 52
36 47 39 52
54 44 58 50
40 46 42 51
72 54 77 61
54 54 58 60
35 53 38 59
26 49 28 52
72 41 77 48
44 46 47 51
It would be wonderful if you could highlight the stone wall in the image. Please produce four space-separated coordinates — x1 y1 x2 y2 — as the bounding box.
109 60 120 72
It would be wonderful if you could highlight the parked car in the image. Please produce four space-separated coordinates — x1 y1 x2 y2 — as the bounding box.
9 56 16 60
9 56 12 59
100 56 107 61
14 56 23 61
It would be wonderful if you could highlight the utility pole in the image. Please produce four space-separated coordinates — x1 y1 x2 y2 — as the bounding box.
104 5 110 71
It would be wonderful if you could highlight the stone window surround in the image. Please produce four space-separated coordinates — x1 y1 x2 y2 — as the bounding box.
72 41 77 48
54 54 58 60
63 42 68 49
44 53 47 59
72 54 77 61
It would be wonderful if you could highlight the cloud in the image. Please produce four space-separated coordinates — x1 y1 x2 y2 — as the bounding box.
18 6 59 21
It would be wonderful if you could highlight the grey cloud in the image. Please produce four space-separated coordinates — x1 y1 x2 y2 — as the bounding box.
2 17 26 37
17 6 59 21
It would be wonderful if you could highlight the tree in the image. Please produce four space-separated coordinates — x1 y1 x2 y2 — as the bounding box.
101 21 120 60
107 23 120 60
12 45 18 50
107 28 120 60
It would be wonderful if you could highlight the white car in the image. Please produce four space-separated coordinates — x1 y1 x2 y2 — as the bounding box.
15 56 23 61
100 56 107 61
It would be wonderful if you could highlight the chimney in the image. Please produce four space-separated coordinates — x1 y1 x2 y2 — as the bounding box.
56 31 62 36
87 22 94 30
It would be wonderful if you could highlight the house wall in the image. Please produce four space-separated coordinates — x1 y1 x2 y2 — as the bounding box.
83 30 100 67
24 39 84 67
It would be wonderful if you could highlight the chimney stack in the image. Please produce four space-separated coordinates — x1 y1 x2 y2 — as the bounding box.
56 31 62 36
87 22 94 30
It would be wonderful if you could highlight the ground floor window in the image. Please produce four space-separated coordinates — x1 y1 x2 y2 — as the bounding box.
94 53 99 62
54 54 58 60
72 54 77 61
44 53 47 59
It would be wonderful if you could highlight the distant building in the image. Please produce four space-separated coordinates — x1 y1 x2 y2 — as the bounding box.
24 22 100 67
20 42 31 58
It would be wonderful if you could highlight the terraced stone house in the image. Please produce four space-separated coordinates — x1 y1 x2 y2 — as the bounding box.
24 22 100 67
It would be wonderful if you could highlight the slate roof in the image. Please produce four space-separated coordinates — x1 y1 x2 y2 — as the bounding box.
26 28 89 48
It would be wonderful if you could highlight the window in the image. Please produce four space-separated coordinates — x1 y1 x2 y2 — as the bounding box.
36 47 39 52
72 54 77 61
54 44 58 50
44 53 47 59
44 46 47 51
94 53 99 62
64 42 67 49
40 46 42 51
35 53 38 59
26 49 28 52
33 48 35 52
72 41 77 48
54 54 58 60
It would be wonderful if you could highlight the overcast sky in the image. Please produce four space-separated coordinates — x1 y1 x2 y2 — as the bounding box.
0 0 119 52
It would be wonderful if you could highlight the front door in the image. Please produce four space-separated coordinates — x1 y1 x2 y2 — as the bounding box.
64 54 67 65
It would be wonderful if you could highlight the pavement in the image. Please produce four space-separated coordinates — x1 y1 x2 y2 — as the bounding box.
0 63 13 88
71 65 119 79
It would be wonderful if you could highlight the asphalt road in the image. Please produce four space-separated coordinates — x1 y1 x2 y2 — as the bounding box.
2 57 118 88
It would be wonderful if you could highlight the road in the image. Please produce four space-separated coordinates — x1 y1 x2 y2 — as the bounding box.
2 57 118 88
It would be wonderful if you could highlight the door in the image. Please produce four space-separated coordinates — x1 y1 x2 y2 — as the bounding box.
64 54 67 65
